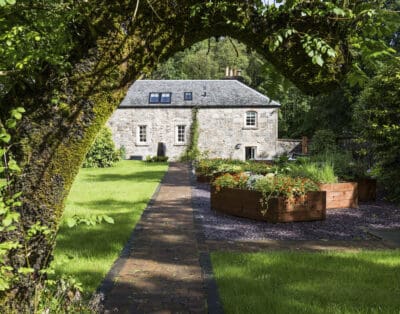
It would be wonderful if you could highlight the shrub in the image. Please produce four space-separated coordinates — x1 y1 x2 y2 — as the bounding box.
82 127 120 168
310 129 337 155
145 155 169 163
355 60 400 202
119 145 126 160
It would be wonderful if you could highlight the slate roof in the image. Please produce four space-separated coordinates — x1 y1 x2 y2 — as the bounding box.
119 80 280 108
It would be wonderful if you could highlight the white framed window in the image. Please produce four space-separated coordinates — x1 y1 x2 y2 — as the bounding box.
137 125 148 144
175 125 186 145
245 111 257 127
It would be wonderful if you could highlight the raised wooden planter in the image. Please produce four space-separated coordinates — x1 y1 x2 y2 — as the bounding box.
357 178 377 202
318 182 358 209
210 187 326 223
196 174 212 183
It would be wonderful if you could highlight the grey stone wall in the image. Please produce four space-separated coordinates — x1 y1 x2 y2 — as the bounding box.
276 139 302 156
197 108 278 160
107 107 279 161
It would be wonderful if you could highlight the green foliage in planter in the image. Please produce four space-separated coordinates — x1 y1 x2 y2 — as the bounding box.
82 127 120 168
310 129 337 155
213 173 249 191
253 175 319 199
312 152 371 181
288 160 338 184
196 158 272 177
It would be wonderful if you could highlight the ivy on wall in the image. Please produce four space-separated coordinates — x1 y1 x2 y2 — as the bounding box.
181 107 200 161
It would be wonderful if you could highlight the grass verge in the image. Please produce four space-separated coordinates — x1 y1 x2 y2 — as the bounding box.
52 160 167 296
211 250 400 314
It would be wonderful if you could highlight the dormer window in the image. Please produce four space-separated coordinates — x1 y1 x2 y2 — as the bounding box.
149 92 172 104
184 92 192 101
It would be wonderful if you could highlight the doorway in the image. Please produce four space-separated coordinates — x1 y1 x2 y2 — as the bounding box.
245 146 256 160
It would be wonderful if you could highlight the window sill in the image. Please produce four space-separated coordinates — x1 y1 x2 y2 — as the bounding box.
136 143 149 147
174 143 187 146
242 127 258 130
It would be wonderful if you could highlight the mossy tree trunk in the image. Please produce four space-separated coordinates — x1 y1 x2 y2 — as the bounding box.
1 0 352 308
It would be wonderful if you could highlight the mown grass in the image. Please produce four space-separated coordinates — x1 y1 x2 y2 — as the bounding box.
211 250 400 314
52 160 167 296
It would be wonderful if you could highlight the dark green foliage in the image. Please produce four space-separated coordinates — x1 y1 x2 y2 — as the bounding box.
181 108 200 161
310 129 337 155
355 59 400 202
82 127 120 168
145 156 169 163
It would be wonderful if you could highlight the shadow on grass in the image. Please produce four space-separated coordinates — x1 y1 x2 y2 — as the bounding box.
72 198 149 212
211 251 400 314
83 170 167 183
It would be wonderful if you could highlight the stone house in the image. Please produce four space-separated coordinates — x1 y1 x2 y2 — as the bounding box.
108 79 289 161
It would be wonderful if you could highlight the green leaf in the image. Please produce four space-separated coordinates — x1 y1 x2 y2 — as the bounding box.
66 218 76 228
0 133 11 144
18 267 34 274
312 55 324 67
103 215 114 224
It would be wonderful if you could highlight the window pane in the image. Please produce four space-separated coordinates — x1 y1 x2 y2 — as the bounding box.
160 93 171 103
184 92 192 101
177 125 185 143
149 93 159 103
246 111 257 126
139 125 147 142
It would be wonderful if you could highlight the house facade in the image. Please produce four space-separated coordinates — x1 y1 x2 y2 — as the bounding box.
108 79 282 161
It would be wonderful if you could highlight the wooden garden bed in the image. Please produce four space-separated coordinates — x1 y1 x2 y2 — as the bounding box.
210 187 326 223
196 174 212 183
318 182 358 209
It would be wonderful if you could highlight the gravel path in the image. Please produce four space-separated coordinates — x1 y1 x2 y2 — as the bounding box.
192 181 400 241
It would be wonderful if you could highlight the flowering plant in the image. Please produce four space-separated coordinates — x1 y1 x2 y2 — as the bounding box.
213 173 249 192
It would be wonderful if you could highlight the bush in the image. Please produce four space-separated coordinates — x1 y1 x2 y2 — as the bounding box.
310 129 337 155
82 127 120 168
355 60 400 202
145 155 169 163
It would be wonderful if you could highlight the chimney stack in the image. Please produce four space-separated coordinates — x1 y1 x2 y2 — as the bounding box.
223 66 244 82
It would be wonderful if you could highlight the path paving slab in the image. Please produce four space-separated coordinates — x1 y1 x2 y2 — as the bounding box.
104 163 206 313
368 228 400 247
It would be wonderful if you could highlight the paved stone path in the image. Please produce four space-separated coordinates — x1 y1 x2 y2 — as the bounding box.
104 163 206 313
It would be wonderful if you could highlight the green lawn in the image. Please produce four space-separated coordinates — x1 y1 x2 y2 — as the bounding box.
211 251 400 314
52 160 167 296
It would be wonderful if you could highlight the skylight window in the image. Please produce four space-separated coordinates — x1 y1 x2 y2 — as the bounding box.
149 93 160 103
160 92 172 103
149 92 172 104
184 92 192 101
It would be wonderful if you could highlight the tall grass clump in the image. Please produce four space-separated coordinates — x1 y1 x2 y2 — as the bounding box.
289 161 338 184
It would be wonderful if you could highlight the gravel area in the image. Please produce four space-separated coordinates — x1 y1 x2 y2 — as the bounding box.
192 181 400 241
